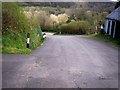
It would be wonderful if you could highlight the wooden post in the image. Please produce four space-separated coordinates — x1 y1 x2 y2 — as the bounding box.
27 33 30 48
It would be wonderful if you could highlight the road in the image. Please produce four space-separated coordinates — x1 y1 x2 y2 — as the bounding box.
2 35 118 88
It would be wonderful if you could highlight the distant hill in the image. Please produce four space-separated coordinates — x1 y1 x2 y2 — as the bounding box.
87 2 116 11
18 2 75 8
18 2 116 13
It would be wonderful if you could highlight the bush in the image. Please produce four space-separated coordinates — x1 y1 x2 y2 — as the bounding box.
41 25 59 32
2 2 43 53
30 26 43 49
2 3 29 33
60 21 90 34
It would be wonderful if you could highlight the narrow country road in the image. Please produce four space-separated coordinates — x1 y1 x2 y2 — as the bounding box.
2 35 118 88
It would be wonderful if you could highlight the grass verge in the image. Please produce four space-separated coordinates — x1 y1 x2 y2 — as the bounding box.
2 48 31 54
87 33 120 48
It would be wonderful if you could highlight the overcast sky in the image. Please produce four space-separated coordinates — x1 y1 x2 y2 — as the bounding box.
1 0 118 2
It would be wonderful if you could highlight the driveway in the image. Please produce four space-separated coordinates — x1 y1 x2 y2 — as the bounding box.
2 35 118 88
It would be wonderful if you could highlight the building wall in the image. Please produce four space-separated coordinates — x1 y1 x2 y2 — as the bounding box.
106 19 111 35
111 21 115 37
113 21 116 38
109 20 112 35
105 19 108 33
105 19 120 39
114 21 120 39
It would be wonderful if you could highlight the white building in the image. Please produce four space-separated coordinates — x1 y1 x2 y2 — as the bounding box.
105 6 120 39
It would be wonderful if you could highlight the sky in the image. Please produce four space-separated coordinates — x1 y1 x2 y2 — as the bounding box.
1 0 118 2
111 0 118 1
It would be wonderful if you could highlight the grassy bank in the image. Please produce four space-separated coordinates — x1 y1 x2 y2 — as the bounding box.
88 33 120 48
2 2 43 54
0 36 2 53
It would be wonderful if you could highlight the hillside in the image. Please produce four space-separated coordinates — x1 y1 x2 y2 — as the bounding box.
2 2 43 54
21 2 116 34
18 2 116 11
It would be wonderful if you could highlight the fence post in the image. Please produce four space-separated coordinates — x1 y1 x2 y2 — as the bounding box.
27 33 30 48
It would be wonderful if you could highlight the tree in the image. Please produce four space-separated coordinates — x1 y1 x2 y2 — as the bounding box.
115 1 120 9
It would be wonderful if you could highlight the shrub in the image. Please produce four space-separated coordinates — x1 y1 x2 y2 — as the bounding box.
2 2 43 53
60 21 90 34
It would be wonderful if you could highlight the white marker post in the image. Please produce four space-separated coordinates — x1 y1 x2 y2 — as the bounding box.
27 33 30 48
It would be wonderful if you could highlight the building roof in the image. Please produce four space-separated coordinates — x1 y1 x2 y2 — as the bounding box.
106 6 120 21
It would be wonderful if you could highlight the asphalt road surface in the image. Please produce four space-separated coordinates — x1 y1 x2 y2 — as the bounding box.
2 35 119 88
